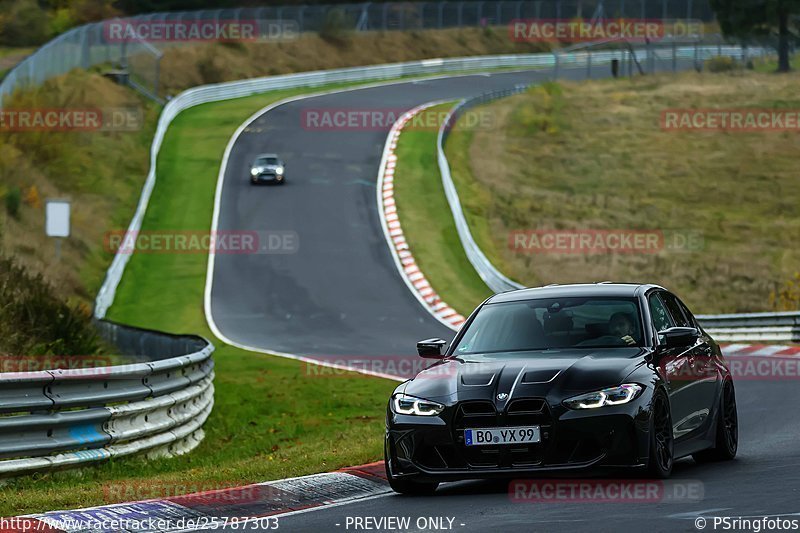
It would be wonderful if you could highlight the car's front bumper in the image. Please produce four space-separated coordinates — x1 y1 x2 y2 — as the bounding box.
385 397 651 483
250 173 283 183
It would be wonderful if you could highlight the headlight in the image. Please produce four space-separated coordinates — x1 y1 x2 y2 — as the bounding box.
250 167 260 176
563 384 643 410
275 165 284 175
392 393 444 416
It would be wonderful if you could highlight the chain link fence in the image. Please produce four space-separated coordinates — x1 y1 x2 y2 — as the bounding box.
0 0 716 106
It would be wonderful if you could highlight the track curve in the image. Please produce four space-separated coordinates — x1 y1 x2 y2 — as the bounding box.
207 70 557 363
207 61 698 366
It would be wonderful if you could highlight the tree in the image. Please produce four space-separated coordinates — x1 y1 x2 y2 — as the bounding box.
710 0 799 72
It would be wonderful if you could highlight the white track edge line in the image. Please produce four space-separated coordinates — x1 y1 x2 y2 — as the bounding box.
203 74 516 375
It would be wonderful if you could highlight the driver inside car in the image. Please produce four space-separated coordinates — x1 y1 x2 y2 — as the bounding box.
609 312 637 346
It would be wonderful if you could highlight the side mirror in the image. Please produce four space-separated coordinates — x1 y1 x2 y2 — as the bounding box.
417 338 447 358
657 327 700 349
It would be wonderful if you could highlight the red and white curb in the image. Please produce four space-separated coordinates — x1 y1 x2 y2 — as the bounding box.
6 463 390 532
722 344 800 358
377 102 466 332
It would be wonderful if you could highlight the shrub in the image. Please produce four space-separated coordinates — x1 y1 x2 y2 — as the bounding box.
705 55 741 73
5 186 21 219
511 82 565 136
319 8 352 45
0 0 50 46
770 273 800 311
0 255 101 356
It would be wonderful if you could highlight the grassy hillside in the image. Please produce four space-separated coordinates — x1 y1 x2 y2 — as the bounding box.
0 71 159 307
443 70 800 313
157 26 548 95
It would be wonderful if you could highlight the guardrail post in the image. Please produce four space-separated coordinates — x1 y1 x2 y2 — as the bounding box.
672 40 677 72
155 55 162 99
587 50 592 79
553 52 560 80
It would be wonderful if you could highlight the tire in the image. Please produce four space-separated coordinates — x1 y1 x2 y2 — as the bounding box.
384 448 438 495
693 379 738 463
648 390 674 478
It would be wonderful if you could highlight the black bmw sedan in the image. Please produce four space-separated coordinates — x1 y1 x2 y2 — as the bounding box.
385 283 738 494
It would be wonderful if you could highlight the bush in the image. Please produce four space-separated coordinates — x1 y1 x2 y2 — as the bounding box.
0 0 50 46
5 186 20 219
319 7 352 45
0 255 101 356
511 82 565 136
705 55 741 73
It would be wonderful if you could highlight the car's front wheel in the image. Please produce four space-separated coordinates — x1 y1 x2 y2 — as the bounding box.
693 379 738 463
384 448 438 495
647 390 674 478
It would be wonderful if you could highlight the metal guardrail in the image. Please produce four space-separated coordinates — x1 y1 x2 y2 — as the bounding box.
432 44 798 343
95 45 760 319
0 320 214 476
697 312 800 342
0 0 715 106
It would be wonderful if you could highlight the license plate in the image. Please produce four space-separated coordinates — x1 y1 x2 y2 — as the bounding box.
464 426 541 446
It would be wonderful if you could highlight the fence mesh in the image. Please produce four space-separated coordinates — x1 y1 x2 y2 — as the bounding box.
0 0 719 106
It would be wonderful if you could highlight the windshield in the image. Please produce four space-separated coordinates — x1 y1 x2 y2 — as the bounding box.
453 297 643 354
255 157 279 166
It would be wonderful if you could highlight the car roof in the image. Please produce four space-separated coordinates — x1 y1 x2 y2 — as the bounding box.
254 153 279 160
487 282 664 304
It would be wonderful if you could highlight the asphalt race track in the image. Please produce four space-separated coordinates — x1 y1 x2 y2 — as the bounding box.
203 59 800 532
209 60 694 366
275 379 800 532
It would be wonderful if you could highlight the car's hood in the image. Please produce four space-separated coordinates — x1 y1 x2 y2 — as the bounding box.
399 348 648 403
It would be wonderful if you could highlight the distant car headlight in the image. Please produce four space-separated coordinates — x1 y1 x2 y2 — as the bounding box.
392 393 444 416
275 165 284 175
563 384 643 410
250 167 260 176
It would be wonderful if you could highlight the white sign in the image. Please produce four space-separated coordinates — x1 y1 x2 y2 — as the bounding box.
45 200 70 238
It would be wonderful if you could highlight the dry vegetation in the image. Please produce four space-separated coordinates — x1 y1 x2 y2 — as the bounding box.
446 70 800 313
0 70 158 306
156 26 549 95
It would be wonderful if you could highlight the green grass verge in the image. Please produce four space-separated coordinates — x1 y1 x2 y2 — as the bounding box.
0 83 399 517
443 73 800 313
392 104 492 317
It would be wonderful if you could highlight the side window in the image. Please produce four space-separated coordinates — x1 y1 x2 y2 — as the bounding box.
675 297 699 328
648 293 674 332
660 292 691 327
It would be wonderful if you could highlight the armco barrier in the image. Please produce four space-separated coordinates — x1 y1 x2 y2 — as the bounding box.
94 45 751 319
0 320 214 476
436 44 757 295
697 312 800 342
432 46 797 343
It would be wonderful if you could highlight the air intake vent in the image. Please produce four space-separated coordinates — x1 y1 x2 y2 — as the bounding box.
508 398 546 414
460 373 495 386
521 369 559 383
